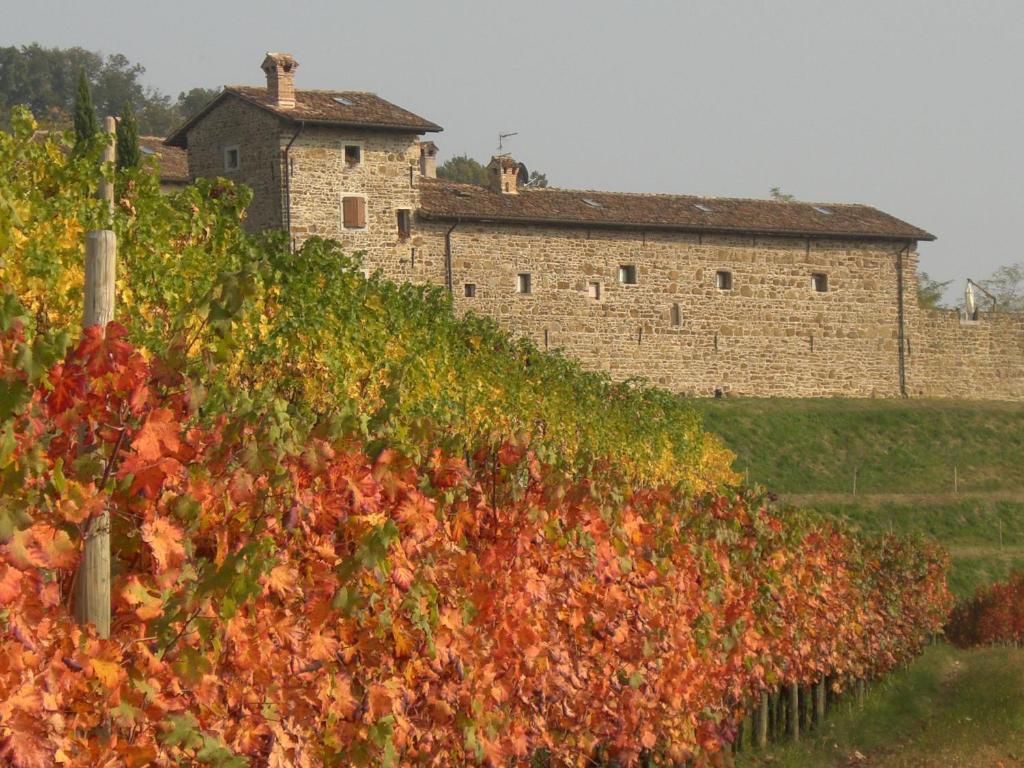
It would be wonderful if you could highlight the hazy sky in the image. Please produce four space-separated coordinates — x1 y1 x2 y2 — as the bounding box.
4 0 1022 298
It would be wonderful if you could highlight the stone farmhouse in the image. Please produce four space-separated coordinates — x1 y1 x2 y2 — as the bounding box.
161 53 1024 400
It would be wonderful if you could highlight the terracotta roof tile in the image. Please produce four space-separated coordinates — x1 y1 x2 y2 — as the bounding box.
166 87 441 147
418 179 935 242
140 137 188 183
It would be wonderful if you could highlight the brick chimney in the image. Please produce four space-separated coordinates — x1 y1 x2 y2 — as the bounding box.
487 155 519 194
419 140 438 178
261 52 299 109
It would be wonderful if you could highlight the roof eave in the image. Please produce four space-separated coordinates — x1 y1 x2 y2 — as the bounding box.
416 210 935 242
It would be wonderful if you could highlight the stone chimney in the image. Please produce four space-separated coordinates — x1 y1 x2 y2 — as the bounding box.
419 140 438 178
487 155 519 194
261 52 299 109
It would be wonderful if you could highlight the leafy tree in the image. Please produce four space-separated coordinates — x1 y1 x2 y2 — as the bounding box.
981 261 1024 310
437 154 489 186
115 101 140 170
526 170 549 188
0 43 216 135
176 86 221 121
438 154 552 188
770 186 795 202
916 270 952 310
72 67 97 147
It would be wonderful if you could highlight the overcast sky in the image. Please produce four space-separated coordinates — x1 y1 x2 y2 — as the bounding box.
4 0 1022 298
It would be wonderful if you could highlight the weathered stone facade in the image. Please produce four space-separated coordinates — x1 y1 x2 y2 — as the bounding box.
185 97 284 232
165 53 1024 401
414 223 911 397
286 126 422 274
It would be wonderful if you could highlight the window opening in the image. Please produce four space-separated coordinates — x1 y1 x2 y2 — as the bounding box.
397 209 411 239
224 146 240 171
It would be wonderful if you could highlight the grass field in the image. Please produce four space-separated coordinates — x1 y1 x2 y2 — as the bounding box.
736 643 1024 768
693 398 1024 598
694 398 1024 495
699 399 1024 764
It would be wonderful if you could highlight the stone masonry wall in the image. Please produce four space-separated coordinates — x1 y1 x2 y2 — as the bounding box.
408 220 912 397
183 100 1024 400
906 306 1024 400
185 98 283 233
286 127 423 276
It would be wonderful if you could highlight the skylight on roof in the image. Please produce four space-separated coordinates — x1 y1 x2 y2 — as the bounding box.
694 203 713 213
812 206 833 215
581 198 602 208
332 96 354 106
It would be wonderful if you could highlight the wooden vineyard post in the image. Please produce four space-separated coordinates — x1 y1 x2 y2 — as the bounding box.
789 682 799 742
815 678 826 726
757 694 769 748
74 116 116 639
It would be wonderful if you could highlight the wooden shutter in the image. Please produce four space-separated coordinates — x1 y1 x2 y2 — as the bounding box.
343 196 366 228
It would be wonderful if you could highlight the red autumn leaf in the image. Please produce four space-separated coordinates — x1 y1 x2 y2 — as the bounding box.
141 516 185 572
0 727 51 768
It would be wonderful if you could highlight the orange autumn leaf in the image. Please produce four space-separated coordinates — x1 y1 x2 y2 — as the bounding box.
141 517 185 572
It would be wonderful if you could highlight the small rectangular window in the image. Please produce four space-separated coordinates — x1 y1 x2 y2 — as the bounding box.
587 281 601 300
224 146 240 172
811 273 829 292
397 209 411 239
342 196 367 229
464 283 477 298
344 145 362 166
671 302 682 326
716 270 733 290
618 265 637 285
517 273 532 294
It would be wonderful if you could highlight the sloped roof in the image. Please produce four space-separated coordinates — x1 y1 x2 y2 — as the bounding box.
418 179 935 242
165 86 441 147
139 136 188 183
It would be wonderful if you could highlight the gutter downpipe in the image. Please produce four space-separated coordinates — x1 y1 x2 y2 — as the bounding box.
283 121 306 250
444 220 459 295
896 243 909 397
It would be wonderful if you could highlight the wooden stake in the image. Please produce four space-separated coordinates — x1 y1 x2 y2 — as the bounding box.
789 682 799 742
757 694 768 748
75 116 116 639
815 678 826 726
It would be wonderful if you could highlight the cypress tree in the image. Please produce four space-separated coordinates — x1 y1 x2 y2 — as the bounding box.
73 67 98 147
116 102 141 170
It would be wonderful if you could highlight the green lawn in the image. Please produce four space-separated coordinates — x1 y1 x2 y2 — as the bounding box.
693 398 1024 495
737 643 1024 768
691 397 1024 599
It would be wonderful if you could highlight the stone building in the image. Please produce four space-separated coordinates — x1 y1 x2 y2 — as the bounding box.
164 53 1024 400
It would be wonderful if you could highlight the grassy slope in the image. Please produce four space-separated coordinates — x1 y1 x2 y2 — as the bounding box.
692 398 1024 598
737 644 1024 768
693 398 1024 494
699 399 1024 764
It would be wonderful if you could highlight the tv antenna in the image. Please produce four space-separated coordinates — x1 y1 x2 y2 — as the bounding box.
498 131 518 154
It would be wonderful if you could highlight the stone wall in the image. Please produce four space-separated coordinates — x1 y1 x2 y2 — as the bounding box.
407 220 915 397
182 103 1024 401
185 97 283 233
286 127 423 275
906 305 1024 400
